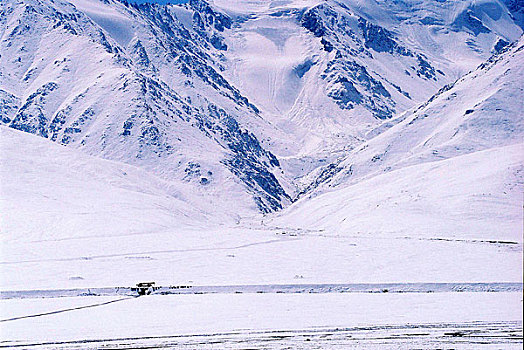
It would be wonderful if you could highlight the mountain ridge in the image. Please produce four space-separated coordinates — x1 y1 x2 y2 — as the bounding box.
1 0 522 216
272 35 523 239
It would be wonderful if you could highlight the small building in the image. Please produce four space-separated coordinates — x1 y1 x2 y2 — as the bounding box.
132 282 157 296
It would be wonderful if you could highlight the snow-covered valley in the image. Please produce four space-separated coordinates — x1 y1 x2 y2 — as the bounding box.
0 0 523 347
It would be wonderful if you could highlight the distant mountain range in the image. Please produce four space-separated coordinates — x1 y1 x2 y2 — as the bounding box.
1 0 522 218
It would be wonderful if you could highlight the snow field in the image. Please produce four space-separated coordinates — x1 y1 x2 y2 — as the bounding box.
0 292 522 347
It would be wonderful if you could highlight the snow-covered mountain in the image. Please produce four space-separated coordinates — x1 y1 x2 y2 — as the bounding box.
216 0 522 179
1 0 291 214
274 37 524 240
0 0 522 218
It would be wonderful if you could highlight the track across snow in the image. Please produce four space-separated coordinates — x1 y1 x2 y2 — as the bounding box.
1 292 522 349
0 296 134 323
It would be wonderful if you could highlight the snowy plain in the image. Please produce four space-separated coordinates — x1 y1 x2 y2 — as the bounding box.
1 0 523 347
1 292 522 349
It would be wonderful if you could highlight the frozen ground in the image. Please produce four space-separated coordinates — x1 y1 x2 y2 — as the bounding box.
0 292 522 348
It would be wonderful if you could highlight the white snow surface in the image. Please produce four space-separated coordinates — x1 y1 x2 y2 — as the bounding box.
72 0 135 47
0 126 241 242
275 144 523 240
1 293 522 347
1 125 521 290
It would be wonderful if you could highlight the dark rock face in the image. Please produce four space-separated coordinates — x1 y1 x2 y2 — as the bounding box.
327 77 363 108
129 3 258 114
10 82 58 137
416 54 436 80
320 37 334 52
493 38 509 53
301 6 326 37
190 3 229 51
358 18 411 56
299 3 440 119
452 10 491 35
0 89 20 124
188 0 231 32
61 107 95 145
210 34 227 50
299 5 397 118
419 16 443 25
295 162 345 200
294 59 315 78
359 18 396 54
130 40 157 72
503 0 524 29
199 107 287 212
323 59 394 119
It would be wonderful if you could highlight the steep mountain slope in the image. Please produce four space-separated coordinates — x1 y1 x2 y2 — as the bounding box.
0 0 290 213
0 0 522 293
214 0 522 183
274 37 524 240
